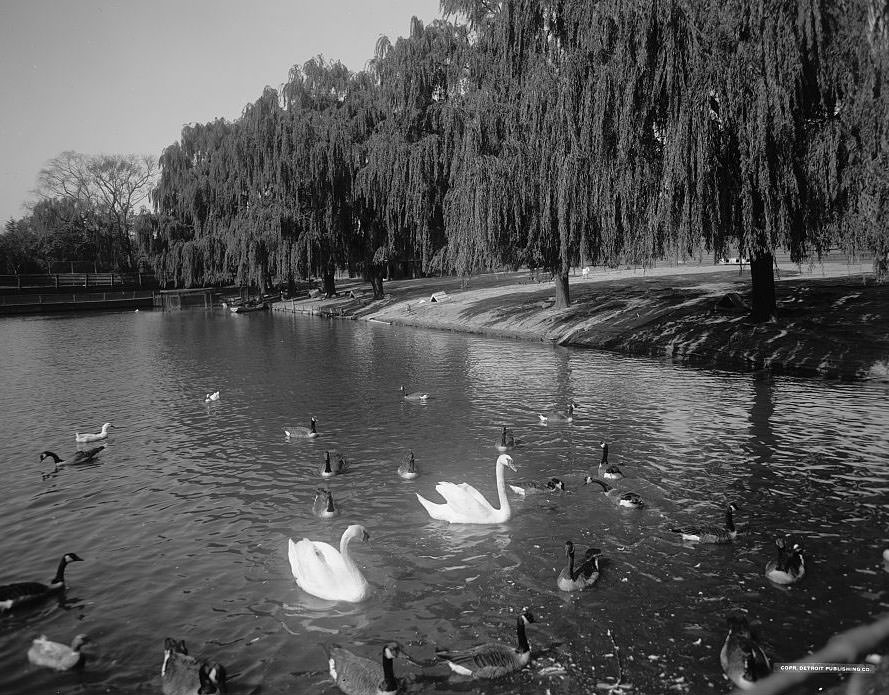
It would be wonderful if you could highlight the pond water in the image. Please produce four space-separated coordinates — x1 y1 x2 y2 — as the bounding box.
0 308 887 694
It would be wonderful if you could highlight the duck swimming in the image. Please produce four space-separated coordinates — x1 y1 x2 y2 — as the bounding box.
496 426 516 452
204 391 220 403
0 552 83 611
400 386 429 401
75 423 114 443
321 451 349 478
720 615 771 689
397 450 418 479
764 537 805 585
313 488 340 519
40 447 105 472
325 641 418 695
598 441 623 479
584 477 645 508
436 609 535 679
508 477 566 496
161 638 228 695
288 525 371 602
537 400 578 424
28 634 88 671
284 417 318 438
670 503 740 544
416 454 517 524
557 541 601 592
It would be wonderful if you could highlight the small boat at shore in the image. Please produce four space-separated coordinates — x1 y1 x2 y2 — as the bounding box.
231 301 269 313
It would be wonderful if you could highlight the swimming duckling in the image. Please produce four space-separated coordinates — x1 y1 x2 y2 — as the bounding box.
496 426 516 452
669 503 739 543
400 386 429 401
764 537 805 585
436 609 535 679
75 423 114 443
557 541 601 592
28 634 88 671
40 447 105 472
720 615 771 689
397 450 418 479
321 450 348 478
509 477 566 496
0 552 83 611
598 441 623 479
325 641 419 695
537 400 578 424
584 477 645 508
161 638 227 695
285 417 318 439
313 488 340 519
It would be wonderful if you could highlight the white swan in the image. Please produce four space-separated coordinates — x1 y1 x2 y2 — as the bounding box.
288 524 370 602
416 454 516 524
74 423 113 443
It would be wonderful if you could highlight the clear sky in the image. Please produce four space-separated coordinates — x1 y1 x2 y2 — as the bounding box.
0 0 444 224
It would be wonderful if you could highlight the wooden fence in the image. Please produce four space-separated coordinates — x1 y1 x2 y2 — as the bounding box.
0 273 156 289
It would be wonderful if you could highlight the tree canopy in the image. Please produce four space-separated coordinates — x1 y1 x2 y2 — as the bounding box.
12 0 881 319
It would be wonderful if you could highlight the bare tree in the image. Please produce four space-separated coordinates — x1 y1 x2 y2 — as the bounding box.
35 151 158 270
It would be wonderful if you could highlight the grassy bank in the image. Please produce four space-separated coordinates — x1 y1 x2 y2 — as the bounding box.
274 262 888 382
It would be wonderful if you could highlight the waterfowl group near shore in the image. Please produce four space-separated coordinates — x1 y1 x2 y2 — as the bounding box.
14 388 868 695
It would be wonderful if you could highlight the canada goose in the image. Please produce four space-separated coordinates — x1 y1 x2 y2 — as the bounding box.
598 441 623 479
0 553 83 611
557 541 601 592
508 477 566 496
400 386 429 401
720 616 771 689
204 391 220 403
288 525 370 602
321 451 348 478
416 454 516 524
161 638 227 695
537 401 578 424
313 488 340 519
670 503 739 543
40 447 105 471
27 634 88 671
397 450 418 479
436 609 535 679
584 477 645 508
765 537 805 585
325 641 418 695
496 427 516 452
75 423 113 443
284 418 318 438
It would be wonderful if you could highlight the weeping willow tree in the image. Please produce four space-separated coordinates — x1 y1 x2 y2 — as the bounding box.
354 18 471 295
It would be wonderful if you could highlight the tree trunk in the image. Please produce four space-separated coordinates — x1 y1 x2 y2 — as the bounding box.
369 272 384 299
554 271 570 308
749 251 776 322
322 270 336 297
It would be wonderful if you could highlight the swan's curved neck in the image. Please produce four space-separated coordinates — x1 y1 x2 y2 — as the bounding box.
339 529 361 571
495 461 511 519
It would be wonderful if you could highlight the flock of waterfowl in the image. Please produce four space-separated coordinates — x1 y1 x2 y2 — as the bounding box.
276 393 817 694
0 388 861 695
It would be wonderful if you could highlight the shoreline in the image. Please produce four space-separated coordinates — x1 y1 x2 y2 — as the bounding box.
273 262 889 382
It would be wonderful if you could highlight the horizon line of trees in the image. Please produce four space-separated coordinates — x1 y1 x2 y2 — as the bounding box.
2 1 887 322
